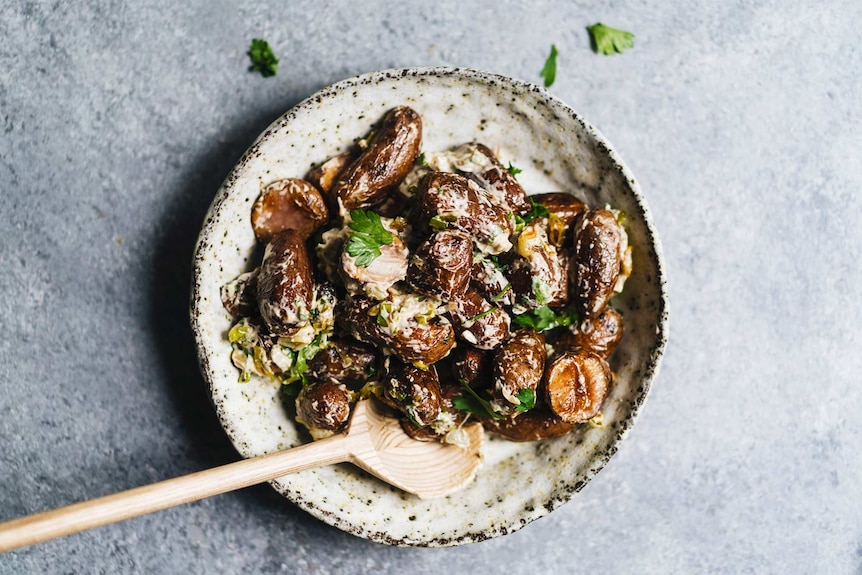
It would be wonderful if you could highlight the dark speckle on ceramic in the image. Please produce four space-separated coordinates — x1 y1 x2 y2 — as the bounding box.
190 67 668 547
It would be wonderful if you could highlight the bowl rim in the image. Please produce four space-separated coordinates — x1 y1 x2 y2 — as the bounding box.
190 65 669 546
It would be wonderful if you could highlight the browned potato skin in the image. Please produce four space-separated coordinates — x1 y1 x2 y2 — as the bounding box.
296 381 352 432
415 172 512 252
544 350 611 424
307 150 358 202
332 107 422 209
307 336 379 389
509 221 567 310
449 287 510 350
256 230 314 336
408 230 473 301
251 178 329 242
338 295 456 365
557 307 624 358
492 329 546 414
471 256 514 306
532 193 587 247
466 143 531 216
570 209 623 318
452 347 493 390
480 405 576 442
220 268 259 317
402 379 469 441
382 357 442 427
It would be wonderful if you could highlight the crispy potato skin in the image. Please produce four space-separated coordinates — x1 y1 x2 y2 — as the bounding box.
532 192 587 247
251 178 329 242
339 295 456 365
480 405 576 441
408 230 473 301
307 337 379 389
544 350 611 424
492 329 546 415
296 381 352 432
556 307 624 358
382 357 442 427
332 106 422 209
570 209 623 318
256 230 314 336
449 287 510 350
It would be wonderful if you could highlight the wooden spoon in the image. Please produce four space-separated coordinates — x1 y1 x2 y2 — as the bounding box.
0 399 484 552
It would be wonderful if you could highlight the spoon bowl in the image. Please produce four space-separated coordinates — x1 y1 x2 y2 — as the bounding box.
0 399 483 553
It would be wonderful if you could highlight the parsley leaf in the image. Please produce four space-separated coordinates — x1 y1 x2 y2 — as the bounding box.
514 388 536 413
513 305 578 331
248 38 279 77
345 209 393 267
587 23 634 55
540 44 558 87
452 380 504 420
506 162 522 177
522 197 550 225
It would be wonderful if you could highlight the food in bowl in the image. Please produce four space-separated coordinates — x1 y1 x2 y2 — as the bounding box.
219 105 632 449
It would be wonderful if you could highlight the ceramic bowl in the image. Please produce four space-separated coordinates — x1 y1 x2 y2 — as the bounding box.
190 67 668 546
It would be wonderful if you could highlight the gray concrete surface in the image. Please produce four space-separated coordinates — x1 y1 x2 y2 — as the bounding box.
1 0 861 572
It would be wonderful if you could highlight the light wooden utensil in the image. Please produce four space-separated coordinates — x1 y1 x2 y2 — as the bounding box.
0 399 484 553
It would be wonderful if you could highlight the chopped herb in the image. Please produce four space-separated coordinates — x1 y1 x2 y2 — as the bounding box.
514 388 536 413
492 283 512 302
466 307 496 324
345 209 393 267
248 38 279 77
513 305 578 331
522 197 550 225
281 335 325 386
587 23 634 55
452 380 504 420
506 162 522 177
417 152 428 166
540 44 558 87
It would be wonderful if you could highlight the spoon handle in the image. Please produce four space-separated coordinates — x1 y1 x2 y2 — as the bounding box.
0 435 351 553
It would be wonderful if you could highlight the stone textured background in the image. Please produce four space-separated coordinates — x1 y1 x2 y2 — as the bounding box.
1 0 860 572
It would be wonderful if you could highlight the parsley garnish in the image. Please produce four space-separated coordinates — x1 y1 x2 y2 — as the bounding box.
492 283 512 302
506 162 522 177
515 197 551 231
248 39 279 77
345 209 393 267
513 305 577 331
540 44 558 87
514 388 536 413
465 307 496 324
452 381 504 420
587 23 634 55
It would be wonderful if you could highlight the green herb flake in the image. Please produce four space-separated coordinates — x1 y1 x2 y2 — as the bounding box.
466 307 496 324
514 388 536 413
345 209 393 267
540 44 558 87
417 152 429 166
513 305 578 331
492 283 512 302
587 23 634 55
248 38 279 77
506 162 523 177
452 380 504 420
521 197 550 226
429 215 448 230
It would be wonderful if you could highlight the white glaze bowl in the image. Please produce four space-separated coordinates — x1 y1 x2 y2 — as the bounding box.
190 67 668 546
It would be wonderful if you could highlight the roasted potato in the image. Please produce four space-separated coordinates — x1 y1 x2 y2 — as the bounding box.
340 233 409 290
307 150 358 199
220 268 259 318
544 350 611 424
401 378 470 442
332 107 422 209
570 209 624 318
557 307 624 358
339 295 456 365
454 143 531 216
295 380 352 439
449 286 510 350
416 171 513 255
407 230 473 301
509 220 567 310
306 336 379 388
471 254 514 306
452 347 493 390
257 230 314 336
491 329 546 415
382 356 442 427
251 179 329 242
532 192 587 247
480 405 576 442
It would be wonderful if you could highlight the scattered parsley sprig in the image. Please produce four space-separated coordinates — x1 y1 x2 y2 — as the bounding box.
514 388 536 413
452 380 504 420
587 23 635 55
513 305 578 331
345 209 393 267
514 197 550 231
540 44 558 87
248 38 279 77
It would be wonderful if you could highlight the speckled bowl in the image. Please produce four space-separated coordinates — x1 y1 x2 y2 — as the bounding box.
190 67 668 546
